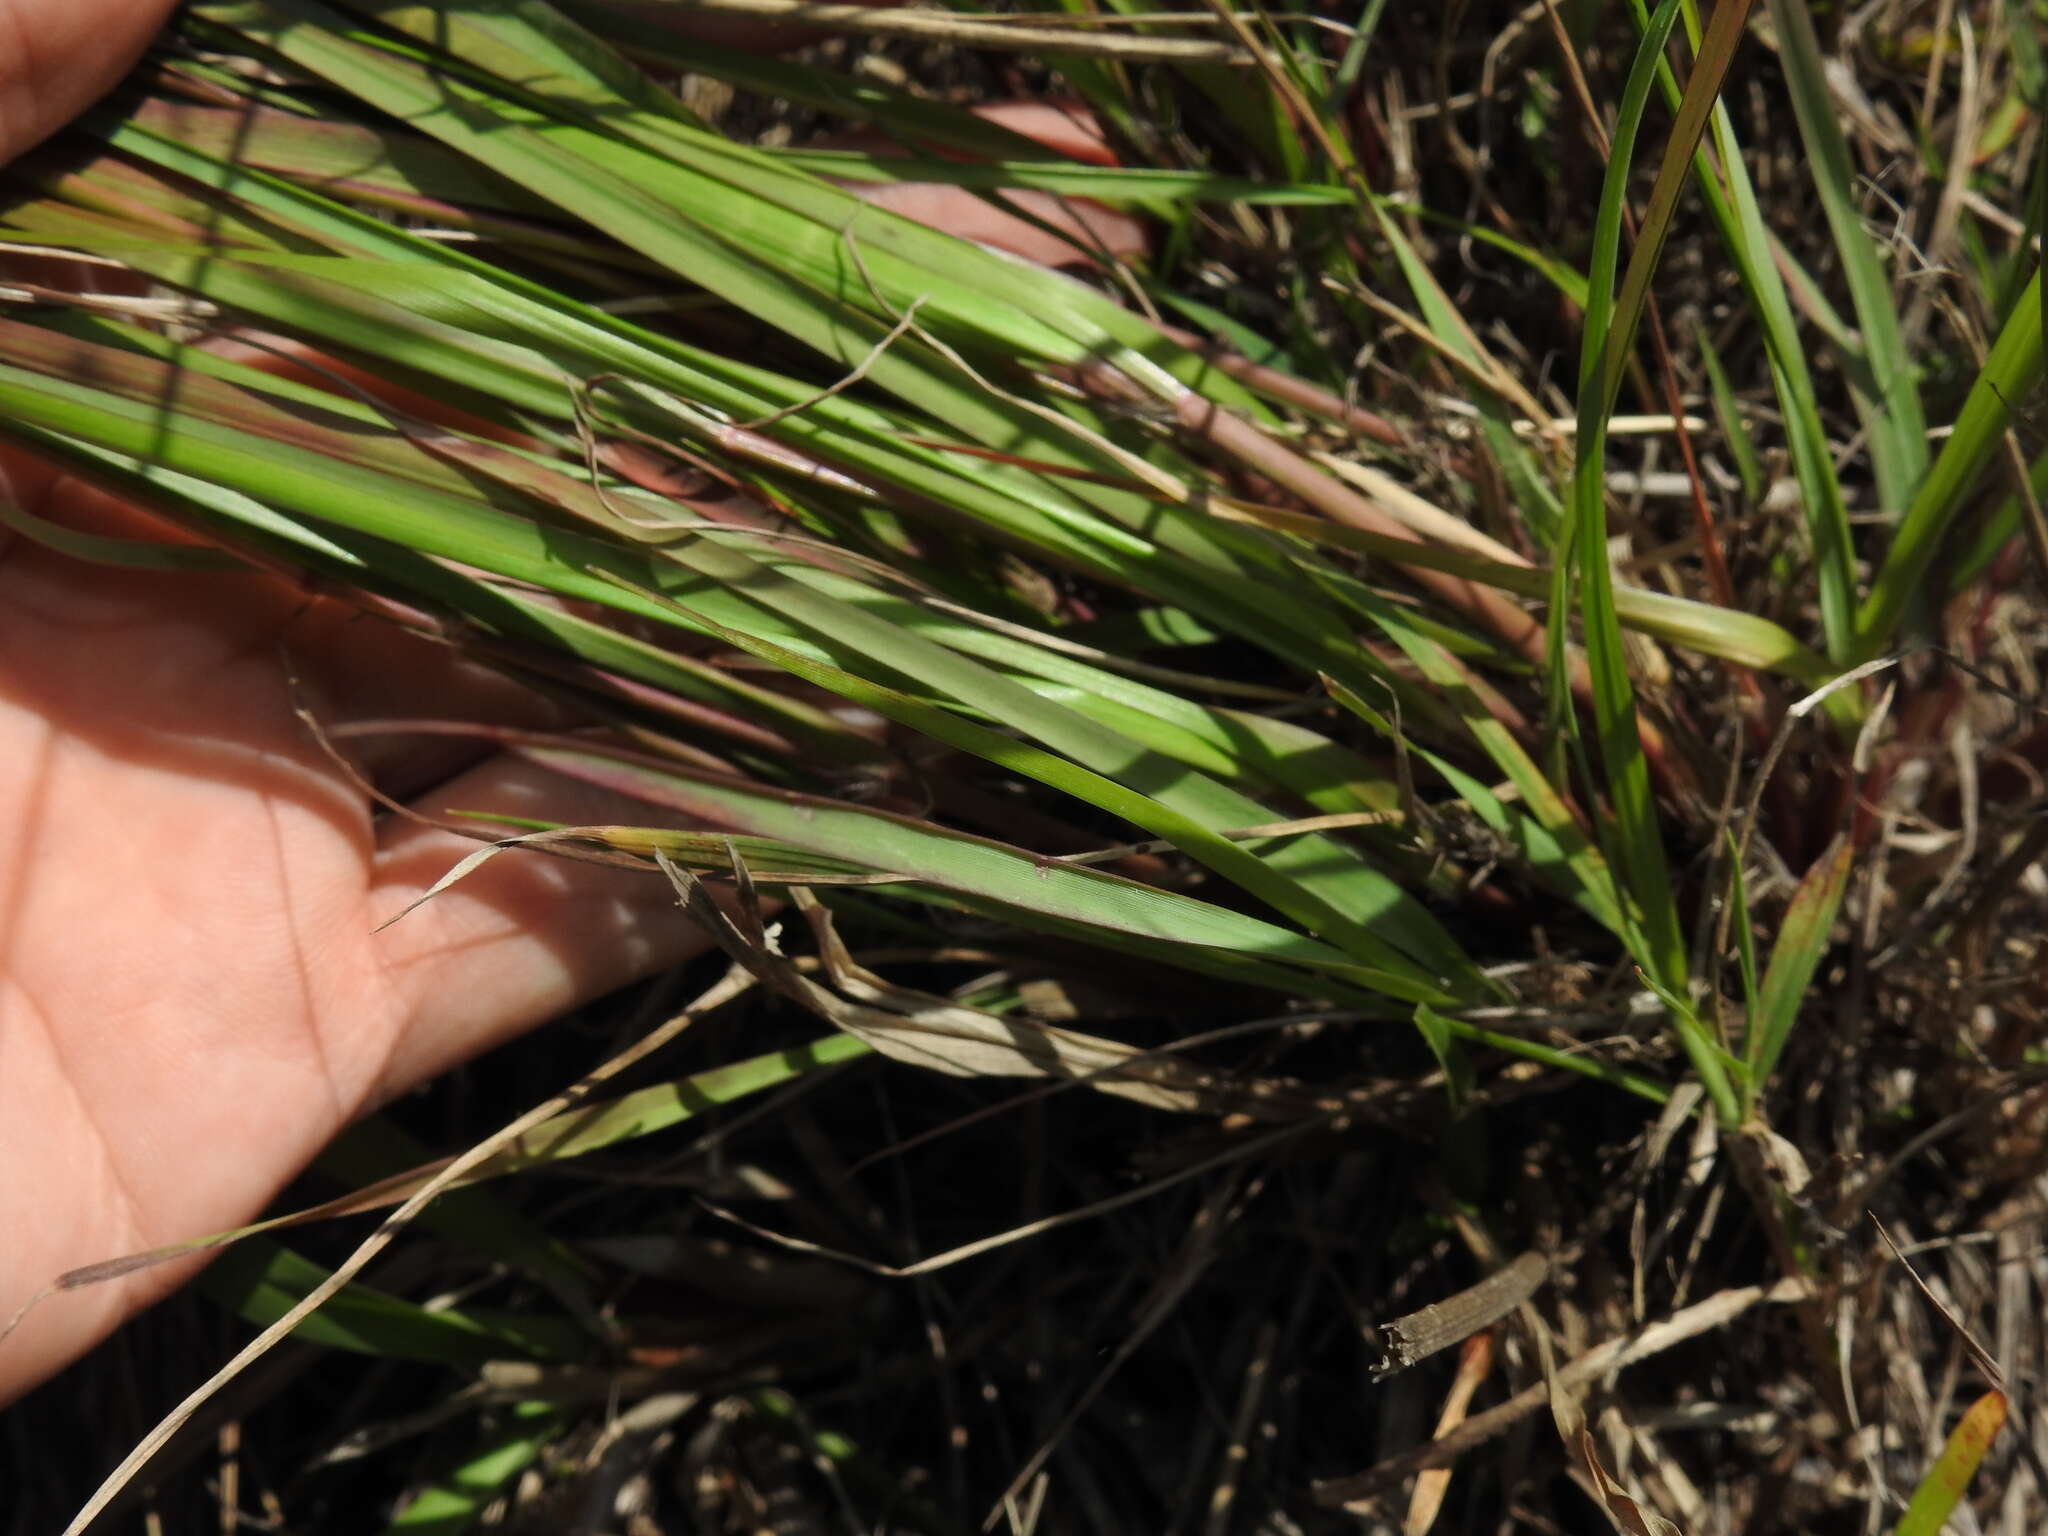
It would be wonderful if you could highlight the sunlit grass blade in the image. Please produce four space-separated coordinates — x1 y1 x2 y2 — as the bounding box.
126 96 566 222
1746 836 1853 1102
16 124 1397 691
585 588 1484 997
8 0 2035 1523
1762 0 1928 514
765 149 1352 206
844 590 1408 816
1890 1390 2007 1536
1210 496 1836 684
386 1403 560 1536
1622 0 1859 662
1569 0 1741 1123
0 311 1481 995
1318 580 1617 905
1859 267 2045 654
4 410 883 774
192 0 1272 417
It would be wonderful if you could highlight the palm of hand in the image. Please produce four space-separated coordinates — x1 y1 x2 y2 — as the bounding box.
0 0 1122 1408
0 461 691 1401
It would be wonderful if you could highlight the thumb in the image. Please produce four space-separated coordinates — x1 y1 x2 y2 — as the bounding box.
0 0 178 163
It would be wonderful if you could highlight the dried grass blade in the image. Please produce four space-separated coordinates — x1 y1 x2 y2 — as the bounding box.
661 857 1308 1117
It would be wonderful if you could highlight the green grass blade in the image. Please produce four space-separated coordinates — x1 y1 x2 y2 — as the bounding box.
1411 1004 1474 1113
41 113 1368 653
3 410 881 772
21 124 1397 699
197 1239 590 1364
1944 440 2048 593
806 582 1403 814
1748 835 1852 1094
1859 267 2045 653
0 287 1478 994
145 1035 876 1269
1623 0 1859 661
397 1035 875 1190
1323 675 1628 937
569 13 1060 163
1323 588 1629 928
1698 327 1763 502
1570 0 1746 1123
1726 834 1764 1090
1890 1390 2007 1536
1383 200 1591 308
1211 499 1835 683
763 150 1352 206
196 0 1269 418
575 594 1482 998
387 1403 561 1536
1567 0 1689 987
1762 0 1928 512
126 96 562 220
1699 70 1857 661
316 1116 599 1304
505 740 1425 979
1450 1023 1672 1104
1369 208 1566 546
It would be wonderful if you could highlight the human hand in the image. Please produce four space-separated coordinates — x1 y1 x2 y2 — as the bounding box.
0 0 716 1404
0 0 182 165
0 0 1141 1406
0 400 719 1402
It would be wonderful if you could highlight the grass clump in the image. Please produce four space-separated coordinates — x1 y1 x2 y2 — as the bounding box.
2 0 2045 1530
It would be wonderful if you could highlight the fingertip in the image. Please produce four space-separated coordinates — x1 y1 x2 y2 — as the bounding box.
970 100 1119 165
849 179 1148 267
0 0 180 163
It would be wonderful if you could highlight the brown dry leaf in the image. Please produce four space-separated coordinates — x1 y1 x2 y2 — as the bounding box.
1538 1326 1685 1536
659 852 1313 1120
1740 1122 1814 1201
1566 1421 1685 1536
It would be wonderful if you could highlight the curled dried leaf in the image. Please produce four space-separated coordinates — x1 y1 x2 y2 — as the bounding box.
658 851 1314 1119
